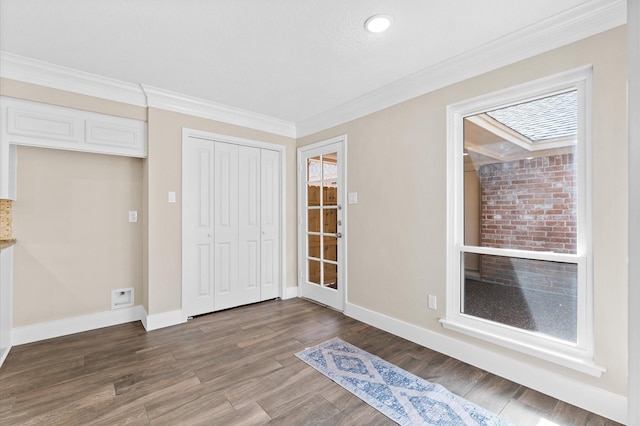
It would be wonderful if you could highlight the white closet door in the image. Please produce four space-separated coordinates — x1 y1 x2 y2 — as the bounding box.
214 142 240 311
183 133 282 317
238 146 262 305
261 149 280 300
182 138 215 317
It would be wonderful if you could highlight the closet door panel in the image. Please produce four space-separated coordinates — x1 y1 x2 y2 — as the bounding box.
183 139 215 317
238 146 261 305
260 148 280 300
214 142 240 310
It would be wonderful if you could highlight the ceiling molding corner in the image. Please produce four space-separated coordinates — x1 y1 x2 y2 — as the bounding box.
295 0 626 137
141 85 296 138
0 51 148 107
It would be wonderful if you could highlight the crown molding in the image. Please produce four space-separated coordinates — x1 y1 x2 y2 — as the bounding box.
0 51 148 107
0 52 296 138
296 0 627 137
141 85 296 138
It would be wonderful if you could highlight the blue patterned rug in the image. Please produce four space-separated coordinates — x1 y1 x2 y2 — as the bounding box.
295 338 511 426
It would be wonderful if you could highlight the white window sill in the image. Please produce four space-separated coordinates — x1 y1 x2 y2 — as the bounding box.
440 318 606 377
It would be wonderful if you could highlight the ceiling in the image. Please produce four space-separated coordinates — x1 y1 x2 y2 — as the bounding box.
0 0 626 135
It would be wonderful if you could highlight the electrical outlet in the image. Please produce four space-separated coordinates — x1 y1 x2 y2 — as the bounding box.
428 295 437 310
128 211 138 222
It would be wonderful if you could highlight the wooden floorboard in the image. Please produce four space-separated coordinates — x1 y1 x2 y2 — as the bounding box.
0 298 622 425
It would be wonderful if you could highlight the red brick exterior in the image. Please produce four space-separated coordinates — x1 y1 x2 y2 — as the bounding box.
476 153 577 296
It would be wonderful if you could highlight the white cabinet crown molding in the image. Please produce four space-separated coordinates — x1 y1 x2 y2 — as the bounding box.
1 97 147 158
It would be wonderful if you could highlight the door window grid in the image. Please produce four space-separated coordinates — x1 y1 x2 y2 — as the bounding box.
306 154 338 289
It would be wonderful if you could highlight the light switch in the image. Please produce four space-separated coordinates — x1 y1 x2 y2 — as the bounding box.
168 191 176 203
428 295 437 310
348 192 358 204
128 211 137 222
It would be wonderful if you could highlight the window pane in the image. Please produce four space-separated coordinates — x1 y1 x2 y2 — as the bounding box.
307 184 320 206
323 182 338 206
463 91 578 255
308 260 321 285
324 236 337 262
308 209 320 233
307 156 322 182
462 253 577 342
308 234 320 259
324 263 337 289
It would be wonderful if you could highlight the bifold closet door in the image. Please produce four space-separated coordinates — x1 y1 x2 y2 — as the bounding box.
183 138 281 316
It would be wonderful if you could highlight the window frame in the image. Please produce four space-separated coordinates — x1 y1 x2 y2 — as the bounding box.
443 66 604 376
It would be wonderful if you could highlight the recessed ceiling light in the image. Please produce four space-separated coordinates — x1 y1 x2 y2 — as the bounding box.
364 15 392 33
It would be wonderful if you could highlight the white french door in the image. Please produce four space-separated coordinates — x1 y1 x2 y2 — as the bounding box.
183 133 281 318
298 136 346 311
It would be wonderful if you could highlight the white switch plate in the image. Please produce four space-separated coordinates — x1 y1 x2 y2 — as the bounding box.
348 192 358 204
128 211 137 222
168 191 176 203
428 295 437 310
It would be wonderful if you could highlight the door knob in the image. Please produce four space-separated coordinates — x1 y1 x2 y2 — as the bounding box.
336 232 342 238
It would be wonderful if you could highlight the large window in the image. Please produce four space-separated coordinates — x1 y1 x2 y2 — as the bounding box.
444 67 603 376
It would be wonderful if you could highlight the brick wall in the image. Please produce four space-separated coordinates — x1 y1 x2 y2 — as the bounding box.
477 153 577 295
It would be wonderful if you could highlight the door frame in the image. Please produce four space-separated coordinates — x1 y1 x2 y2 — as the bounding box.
181 127 287 320
297 135 347 310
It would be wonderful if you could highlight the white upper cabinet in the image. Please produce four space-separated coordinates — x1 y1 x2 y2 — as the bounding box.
0 97 147 158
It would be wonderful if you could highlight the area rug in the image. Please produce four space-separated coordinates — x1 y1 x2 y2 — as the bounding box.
295 338 511 426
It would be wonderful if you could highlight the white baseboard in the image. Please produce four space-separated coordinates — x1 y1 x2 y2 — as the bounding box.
142 309 185 331
283 285 299 300
0 346 10 367
11 305 145 346
344 302 627 425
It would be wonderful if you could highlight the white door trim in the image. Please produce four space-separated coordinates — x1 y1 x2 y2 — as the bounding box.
181 128 287 320
297 135 347 310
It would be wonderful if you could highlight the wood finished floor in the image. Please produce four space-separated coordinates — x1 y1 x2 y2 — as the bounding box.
0 298 621 425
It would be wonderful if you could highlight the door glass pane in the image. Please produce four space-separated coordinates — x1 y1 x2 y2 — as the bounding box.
307 156 322 182
324 236 337 262
307 184 320 206
323 182 338 206
323 263 337 289
323 208 337 233
308 234 320 259
308 260 321 285
308 209 320 233
462 252 577 342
